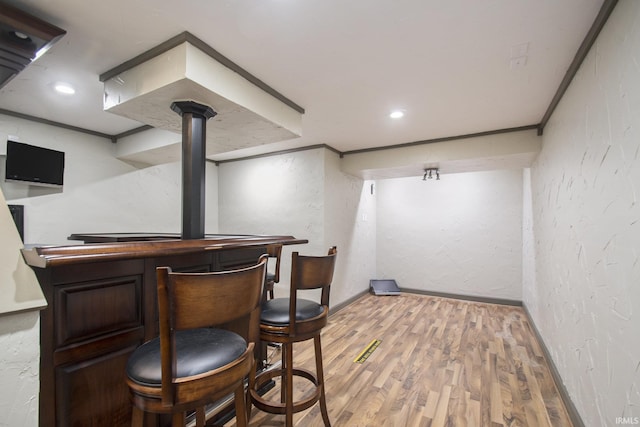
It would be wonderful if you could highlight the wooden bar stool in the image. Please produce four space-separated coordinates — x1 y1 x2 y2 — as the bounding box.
249 247 337 427
264 244 282 300
125 256 267 427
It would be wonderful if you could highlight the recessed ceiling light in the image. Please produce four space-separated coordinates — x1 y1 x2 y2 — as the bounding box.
54 82 75 95
11 31 30 41
389 110 404 119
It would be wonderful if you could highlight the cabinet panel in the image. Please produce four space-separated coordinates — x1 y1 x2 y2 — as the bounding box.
29 238 306 427
218 246 265 270
55 276 142 347
51 259 144 285
55 345 136 427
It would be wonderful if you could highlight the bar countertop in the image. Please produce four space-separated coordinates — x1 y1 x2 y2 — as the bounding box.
22 234 308 269
31 232 308 427
67 232 258 243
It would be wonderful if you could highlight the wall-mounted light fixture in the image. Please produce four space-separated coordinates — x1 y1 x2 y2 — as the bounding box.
422 168 440 181
0 3 66 89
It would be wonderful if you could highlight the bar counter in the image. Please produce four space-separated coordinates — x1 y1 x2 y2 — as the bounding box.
23 234 307 427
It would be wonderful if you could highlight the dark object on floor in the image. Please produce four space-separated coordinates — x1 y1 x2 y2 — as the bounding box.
369 279 401 296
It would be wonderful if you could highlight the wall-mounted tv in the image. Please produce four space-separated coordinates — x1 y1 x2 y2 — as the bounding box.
4 140 65 187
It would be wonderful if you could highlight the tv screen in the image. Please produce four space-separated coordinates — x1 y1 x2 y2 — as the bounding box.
4 140 65 187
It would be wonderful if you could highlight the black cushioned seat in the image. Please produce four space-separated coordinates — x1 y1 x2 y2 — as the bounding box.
260 298 324 326
249 247 337 427
126 328 247 387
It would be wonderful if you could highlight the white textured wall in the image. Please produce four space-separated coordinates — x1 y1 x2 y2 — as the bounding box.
0 311 40 427
376 169 523 300
323 150 377 304
526 1 640 425
218 149 326 296
218 148 376 304
522 168 536 310
216 150 325 243
0 115 219 244
0 115 219 426
0 188 44 427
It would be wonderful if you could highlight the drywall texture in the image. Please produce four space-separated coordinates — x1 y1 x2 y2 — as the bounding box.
323 150 377 305
0 188 46 315
0 115 219 244
341 129 541 180
0 311 40 427
522 168 536 304
218 148 325 246
218 148 326 298
527 1 640 424
217 148 376 305
376 169 523 300
0 116 221 426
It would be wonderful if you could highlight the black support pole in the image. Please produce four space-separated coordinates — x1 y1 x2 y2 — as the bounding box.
170 101 217 240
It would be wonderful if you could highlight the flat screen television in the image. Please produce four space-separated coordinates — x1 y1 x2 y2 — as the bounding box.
4 140 65 187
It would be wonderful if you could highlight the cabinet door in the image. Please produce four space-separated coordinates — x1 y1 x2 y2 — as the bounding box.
44 260 145 427
55 345 136 427
54 275 142 348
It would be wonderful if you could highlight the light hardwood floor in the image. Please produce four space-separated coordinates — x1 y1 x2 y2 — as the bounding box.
225 293 573 427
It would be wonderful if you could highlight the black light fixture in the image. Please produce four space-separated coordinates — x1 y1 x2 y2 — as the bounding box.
0 2 66 89
422 167 440 181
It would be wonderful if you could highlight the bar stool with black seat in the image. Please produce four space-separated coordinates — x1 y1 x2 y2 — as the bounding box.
125 256 267 427
249 246 337 427
264 244 282 301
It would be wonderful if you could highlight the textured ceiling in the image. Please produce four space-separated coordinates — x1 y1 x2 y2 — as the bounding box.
0 0 604 161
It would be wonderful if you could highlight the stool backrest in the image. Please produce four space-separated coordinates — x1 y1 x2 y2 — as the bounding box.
265 243 282 283
156 256 267 403
288 247 337 333
158 256 267 331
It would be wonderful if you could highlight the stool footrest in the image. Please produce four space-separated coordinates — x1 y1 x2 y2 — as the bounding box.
250 367 322 415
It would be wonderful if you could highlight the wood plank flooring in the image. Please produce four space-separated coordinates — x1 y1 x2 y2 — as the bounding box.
225 293 573 427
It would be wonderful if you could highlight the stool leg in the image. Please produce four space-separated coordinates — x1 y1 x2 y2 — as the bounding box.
285 342 294 427
234 384 248 427
195 407 206 426
247 357 256 422
280 343 287 404
131 406 144 427
315 335 331 427
171 412 186 427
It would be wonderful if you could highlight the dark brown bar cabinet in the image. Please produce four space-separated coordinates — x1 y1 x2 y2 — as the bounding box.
22 235 306 427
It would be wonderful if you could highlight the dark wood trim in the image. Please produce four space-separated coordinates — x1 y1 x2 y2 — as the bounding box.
0 108 115 141
521 303 586 427
341 124 539 156
2 1 619 160
184 33 305 115
99 31 304 115
98 31 187 82
22 235 308 268
401 287 523 307
329 289 369 316
0 112 535 161
538 0 619 135
0 2 66 89
212 143 342 165
67 232 260 244
112 125 153 140
0 108 339 163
